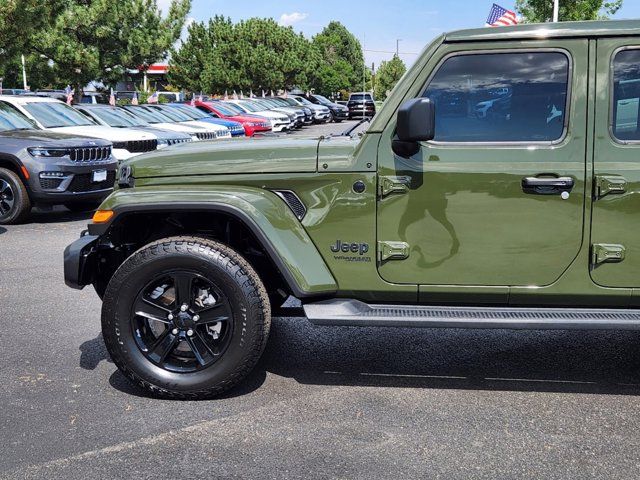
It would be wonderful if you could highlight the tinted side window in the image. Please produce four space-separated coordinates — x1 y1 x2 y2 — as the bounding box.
423 51 569 142
612 49 640 141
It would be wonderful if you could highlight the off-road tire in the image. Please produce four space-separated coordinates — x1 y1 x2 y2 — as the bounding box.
0 167 31 225
101 236 271 399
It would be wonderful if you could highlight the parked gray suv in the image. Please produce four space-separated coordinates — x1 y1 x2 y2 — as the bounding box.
0 103 115 224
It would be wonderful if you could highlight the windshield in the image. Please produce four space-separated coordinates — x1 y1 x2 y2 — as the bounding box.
314 94 331 104
123 106 173 124
255 99 279 109
294 97 313 106
280 98 299 106
170 105 210 120
233 101 260 113
113 108 150 126
23 101 95 128
82 107 141 127
209 102 237 116
0 102 39 131
151 106 193 122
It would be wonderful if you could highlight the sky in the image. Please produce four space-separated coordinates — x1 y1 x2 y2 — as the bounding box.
159 0 640 68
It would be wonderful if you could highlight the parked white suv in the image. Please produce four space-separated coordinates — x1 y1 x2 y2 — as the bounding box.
0 96 157 161
225 100 291 132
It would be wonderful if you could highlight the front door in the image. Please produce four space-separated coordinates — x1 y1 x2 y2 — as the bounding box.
591 39 640 288
377 40 588 288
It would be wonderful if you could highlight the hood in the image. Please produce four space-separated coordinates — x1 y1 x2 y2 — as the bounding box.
231 114 269 124
0 129 112 148
128 126 192 140
181 120 228 132
201 118 243 128
126 135 321 179
49 125 156 142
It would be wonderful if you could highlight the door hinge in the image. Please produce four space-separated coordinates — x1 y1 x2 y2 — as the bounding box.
378 241 410 262
594 175 627 199
591 243 626 265
378 176 410 198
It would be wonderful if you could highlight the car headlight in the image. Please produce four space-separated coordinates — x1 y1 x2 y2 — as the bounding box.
28 148 69 158
157 138 169 146
112 142 127 149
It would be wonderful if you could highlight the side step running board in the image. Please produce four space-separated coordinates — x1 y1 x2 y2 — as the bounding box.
303 299 640 330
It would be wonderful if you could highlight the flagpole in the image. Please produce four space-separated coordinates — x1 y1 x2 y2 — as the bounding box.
21 54 28 90
553 0 559 22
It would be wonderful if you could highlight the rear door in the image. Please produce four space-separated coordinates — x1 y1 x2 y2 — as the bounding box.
591 39 640 287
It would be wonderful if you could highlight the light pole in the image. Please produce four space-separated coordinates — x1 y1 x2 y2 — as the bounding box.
396 39 402 57
553 0 559 22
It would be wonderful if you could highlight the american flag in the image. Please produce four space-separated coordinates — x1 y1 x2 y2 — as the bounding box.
147 91 158 104
486 4 518 27
64 85 74 105
131 91 139 105
109 88 116 106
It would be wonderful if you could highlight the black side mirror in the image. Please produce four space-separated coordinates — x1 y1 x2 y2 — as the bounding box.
393 98 435 157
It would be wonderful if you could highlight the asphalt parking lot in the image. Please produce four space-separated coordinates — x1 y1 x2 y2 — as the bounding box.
3 121 640 479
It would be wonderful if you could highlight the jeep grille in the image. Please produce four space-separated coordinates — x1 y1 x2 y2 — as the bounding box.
195 132 217 141
69 146 112 162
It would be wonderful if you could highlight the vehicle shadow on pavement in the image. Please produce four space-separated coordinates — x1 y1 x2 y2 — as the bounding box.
79 333 267 399
29 208 93 224
80 317 640 399
259 317 640 396
0 226 6 235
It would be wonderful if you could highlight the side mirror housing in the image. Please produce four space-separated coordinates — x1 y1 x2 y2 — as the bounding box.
392 98 435 158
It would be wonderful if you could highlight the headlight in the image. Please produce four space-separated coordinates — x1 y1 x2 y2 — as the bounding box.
157 138 169 145
28 148 69 158
112 142 126 149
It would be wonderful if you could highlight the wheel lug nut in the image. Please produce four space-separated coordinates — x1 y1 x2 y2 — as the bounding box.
186 329 194 337
193 315 200 322
168 313 174 320
172 328 179 335
180 304 188 312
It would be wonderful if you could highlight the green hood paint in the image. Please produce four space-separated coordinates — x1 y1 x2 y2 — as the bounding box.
128 136 322 178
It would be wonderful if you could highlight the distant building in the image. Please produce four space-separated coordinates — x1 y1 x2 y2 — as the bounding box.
116 63 171 92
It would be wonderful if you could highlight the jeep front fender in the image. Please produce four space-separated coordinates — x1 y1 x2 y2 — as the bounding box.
91 185 337 297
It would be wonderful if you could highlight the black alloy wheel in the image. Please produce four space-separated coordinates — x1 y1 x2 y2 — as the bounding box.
132 270 234 373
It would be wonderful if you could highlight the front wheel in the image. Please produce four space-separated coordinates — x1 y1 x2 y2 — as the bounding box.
0 167 31 225
101 236 271 399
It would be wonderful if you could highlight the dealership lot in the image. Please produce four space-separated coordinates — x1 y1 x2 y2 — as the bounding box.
3 123 640 479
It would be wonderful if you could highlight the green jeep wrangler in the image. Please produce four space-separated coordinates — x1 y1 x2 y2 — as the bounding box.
65 20 640 398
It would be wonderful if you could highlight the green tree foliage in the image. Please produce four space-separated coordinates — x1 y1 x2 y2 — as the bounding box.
169 16 317 93
0 0 190 91
0 0 61 85
311 21 366 94
374 55 406 101
515 0 623 22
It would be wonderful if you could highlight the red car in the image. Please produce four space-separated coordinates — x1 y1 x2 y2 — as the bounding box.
195 101 272 136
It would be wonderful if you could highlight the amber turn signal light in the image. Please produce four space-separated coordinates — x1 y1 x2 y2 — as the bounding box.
92 210 114 223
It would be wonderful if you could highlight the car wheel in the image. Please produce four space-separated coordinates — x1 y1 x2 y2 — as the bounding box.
101 236 271 399
64 201 102 213
0 167 31 225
